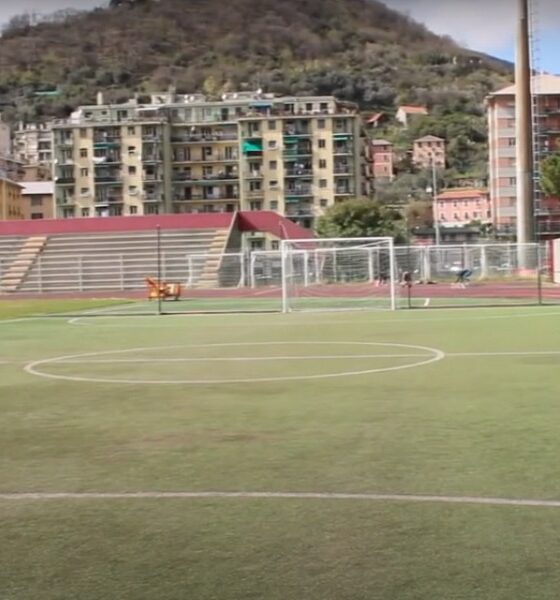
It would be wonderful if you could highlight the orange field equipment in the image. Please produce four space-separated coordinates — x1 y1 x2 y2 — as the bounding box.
145 277 182 301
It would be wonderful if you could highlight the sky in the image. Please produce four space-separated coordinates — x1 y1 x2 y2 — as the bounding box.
0 0 559 74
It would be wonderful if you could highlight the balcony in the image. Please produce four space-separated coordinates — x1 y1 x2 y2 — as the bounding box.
172 173 238 183
173 153 239 164
285 168 312 177
333 145 353 156
93 136 121 147
283 148 312 159
144 195 164 203
95 175 122 184
285 186 312 198
283 128 311 137
171 133 238 143
143 173 164 182
174 193 240 202
334 165 351 175
244 171 263 179
142 154 163 163
245 189 264 198
56 177 75 185
335 187 354 196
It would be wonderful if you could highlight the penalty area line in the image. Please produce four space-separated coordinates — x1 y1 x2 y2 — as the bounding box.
1 490 560 508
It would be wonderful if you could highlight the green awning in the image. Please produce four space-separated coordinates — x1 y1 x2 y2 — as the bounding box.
333 133 352 140
242 140 263 153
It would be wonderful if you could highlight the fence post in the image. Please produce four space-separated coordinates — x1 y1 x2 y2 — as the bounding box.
239 252 246 288
250 252 257 288
314 249 320 283
303 251 309 287
368 248 374 283
480 245 488 279
37 256 43 293
186 255 193 287
119 254 124 292
78 256 84 292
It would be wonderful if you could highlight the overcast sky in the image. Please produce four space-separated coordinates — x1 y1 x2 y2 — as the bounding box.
0 0 559 73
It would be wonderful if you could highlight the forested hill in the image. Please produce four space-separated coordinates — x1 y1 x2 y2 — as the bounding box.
0 0 512 123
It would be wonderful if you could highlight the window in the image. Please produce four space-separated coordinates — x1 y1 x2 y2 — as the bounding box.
81 207 90 217
320 102 328 112
317 119 326 130
464 212 469 219
269 160 277 170
145 204 159 215
80 148 88 158
80 168 88 177
30 197 43 207
319 179 327 188
129 186 137 194
269 180 278 189
320 199 328 208
250 181 262 192
305 103 313 113
80 129 87 139
31 213 44 220
128 127 135 135
509 177 517 185
128 166 137 175
319 159 327 169
128 146 136 156
508 138 516 147
270 200 278 210
318 139 326 149
80 187 89 195
130 206 138 215
250 201 262 211
268 120 276 130
268 140 277 150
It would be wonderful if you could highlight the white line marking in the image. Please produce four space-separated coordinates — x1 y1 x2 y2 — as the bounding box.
448 351 560 357
64 308 560 327
60 353 432 364
24 342 445 385
423 298 431 307
1 490 560 508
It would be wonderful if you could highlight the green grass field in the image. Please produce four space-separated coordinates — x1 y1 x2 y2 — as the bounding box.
2 301 560 599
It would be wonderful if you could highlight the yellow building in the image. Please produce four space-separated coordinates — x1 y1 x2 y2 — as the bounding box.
0 178 24 220
52 91 365 229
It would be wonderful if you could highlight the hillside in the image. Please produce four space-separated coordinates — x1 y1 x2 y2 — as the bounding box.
0 0 512 120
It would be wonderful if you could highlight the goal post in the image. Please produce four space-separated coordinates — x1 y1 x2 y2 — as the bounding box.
280 237 397 313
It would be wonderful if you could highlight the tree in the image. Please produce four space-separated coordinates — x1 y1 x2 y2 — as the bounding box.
541 154 560 198
316 198 405 241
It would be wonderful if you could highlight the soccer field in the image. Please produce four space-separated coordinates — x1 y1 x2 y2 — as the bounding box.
2 302 560 599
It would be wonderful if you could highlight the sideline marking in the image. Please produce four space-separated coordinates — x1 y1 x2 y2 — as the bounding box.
65 308 560 327
2 490 560 508
23 341 445 385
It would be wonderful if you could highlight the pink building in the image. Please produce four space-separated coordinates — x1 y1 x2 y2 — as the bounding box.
487 74 560 238
436 188 491 227
413 135 446 169
370 139 394 182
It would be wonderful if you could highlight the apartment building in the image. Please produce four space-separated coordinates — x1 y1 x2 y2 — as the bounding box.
487 74 560 237
367 139 394 183
413 135 446 169
13 122 53 167
20 181 55 220
0 117 10 157
51 91 363 228
0 177 24 220
435 188 491 228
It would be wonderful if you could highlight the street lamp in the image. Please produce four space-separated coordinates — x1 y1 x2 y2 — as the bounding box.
425 154 440 245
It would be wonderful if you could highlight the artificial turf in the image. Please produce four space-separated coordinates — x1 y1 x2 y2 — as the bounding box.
2 304 560 599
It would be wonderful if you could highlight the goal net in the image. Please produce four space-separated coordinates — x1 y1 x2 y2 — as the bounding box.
281 237 397 312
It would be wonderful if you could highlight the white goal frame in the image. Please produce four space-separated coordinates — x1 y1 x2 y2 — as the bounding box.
280 237 397 313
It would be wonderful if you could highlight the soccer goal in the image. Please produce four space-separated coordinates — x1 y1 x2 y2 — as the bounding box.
280 237 397 312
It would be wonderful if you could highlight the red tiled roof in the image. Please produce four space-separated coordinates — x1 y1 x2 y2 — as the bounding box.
367 112 384 124
436 188 488 200
398 105 428 114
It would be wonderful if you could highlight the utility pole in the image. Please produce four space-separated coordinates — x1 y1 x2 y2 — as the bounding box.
428 155 440 245
516 0 535 249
